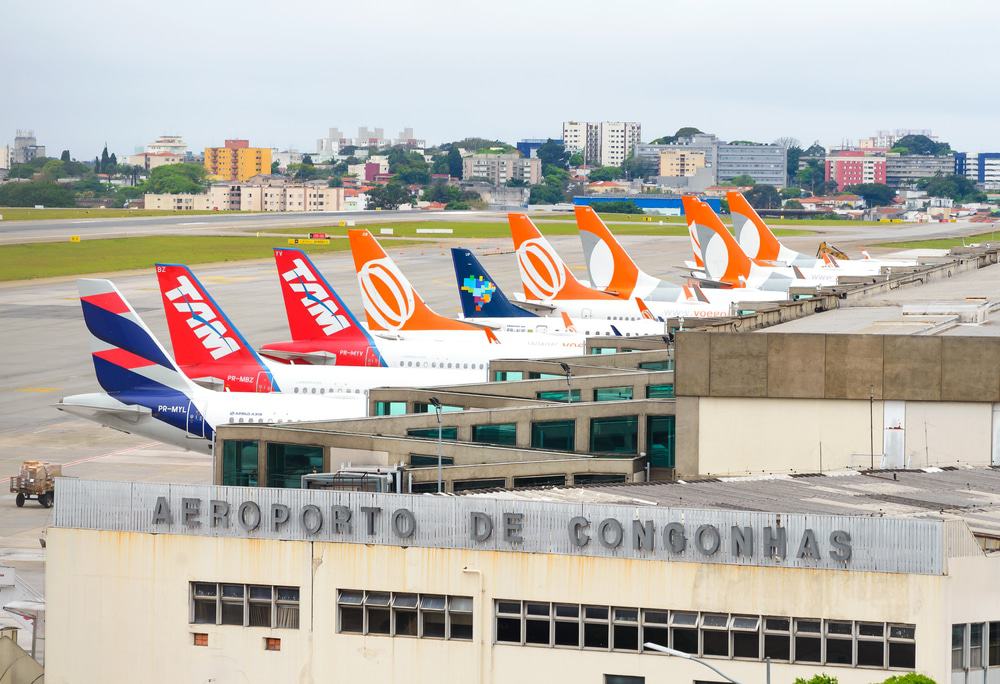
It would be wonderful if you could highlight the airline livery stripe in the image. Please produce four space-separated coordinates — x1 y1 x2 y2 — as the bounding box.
81 291 130 314
92 347 157 370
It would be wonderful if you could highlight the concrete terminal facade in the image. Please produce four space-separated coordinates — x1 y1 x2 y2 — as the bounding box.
45 475 1000 684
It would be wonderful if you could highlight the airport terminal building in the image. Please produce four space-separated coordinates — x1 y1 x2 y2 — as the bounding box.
46 473 1000 684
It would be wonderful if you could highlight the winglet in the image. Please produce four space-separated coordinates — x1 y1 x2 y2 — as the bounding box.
348 229 481 332
508 213 616 301
560 311 577 332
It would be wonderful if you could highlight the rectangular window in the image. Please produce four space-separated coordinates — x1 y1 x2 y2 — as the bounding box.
638 359 673 371
535 389 581 403
265 442 323 489
604 676 644 684
888 625 916 668
671 611 698 654
857 622 885 667
990 622 1000 666
646 415 676 468
613 607 639 651
453 478 506 491
413 402 463 414
192 582 298 629
555 604 581 647
496 600 522 643
527 372 564 380
338 590 471 640
573 473 626 485
513 475 566 488
472 423 517 446
407 427 458 440
971 623 984 669
794 619 822 663
222 440 259 486
531 420 575 451
584 605 610 649
701 613 730 657
409 454 455 467
590 416 638 454
594 386 633 402
953 624 967 671
732 615 760 659
645 383 675 399
374 400 407 416
825 620 853 665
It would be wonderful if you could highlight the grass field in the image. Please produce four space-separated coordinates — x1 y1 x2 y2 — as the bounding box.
879 229 1000 250
0 235 420 282
266 220 813 239
0 208 238 221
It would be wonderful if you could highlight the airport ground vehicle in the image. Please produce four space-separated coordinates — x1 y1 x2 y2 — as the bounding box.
10 460 60 508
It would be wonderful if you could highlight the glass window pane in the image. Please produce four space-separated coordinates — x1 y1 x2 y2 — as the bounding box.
525 602 550 617
590 416 638 454
422 610 446 638
646 383 675 399
471 423 517 446
497 601 521 615
450 611 473 640
395 609 417 636
643 610 669 625
584 622 609 648
409 454 455 467
525 619 550 645
613 624 639 651
672 628 697 653
407 427 458 440
340 606 363 633
420 595 446 611
644 626 668 649
513 474 566 488
858 623 884 637
453 478 506 491
530 420 575 451
890 642 916 669
374 400 407 416
366 592 391 606
826 638 852 664
639 359 673 371
827 620 852 635
494 370 523 382
702 613 729 628
764 634 790 661
796 619 821 633
953 624 966 670
536 389 581 403
367 607 391 634
249 586 272 600
990 622 1000 666
585 606 609 620
734 631 760 659
765 617 790 632
222 440 259 486
276 604 299 629
276 586 298 602
393 594 418 608
222 584 244 599
249 603 271 627
858 640 884 667
795 636 822 663
193 599 216 624
339 590 364 605
265 442 323 489
556 604 579 618
703 629 729 656
221 601 244 626
594 386 633 402
671 612 698 626
647 415 676 468
889 624 915 640
450 597 473 613
496 617 521 643
555 620 580 646
971 623 984 668
193 583 217 598
614 608 638 622
732 616 760 631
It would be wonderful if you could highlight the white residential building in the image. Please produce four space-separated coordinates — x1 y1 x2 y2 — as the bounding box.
562 121 641 167
146 135 188 156
462 153 541 187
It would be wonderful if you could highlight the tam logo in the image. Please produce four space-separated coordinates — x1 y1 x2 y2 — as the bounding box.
163 274 240 360
281 258 351 336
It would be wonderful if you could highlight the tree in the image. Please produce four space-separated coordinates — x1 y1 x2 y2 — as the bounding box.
588 166 623 182
270 160 281 175
60 150 71 162
0 181 76 207
447 147 463 179
328 176 343 187
784 144 803 183
650 126 703 145
774 136 800 149
846 182 895 207
144 163 208 194
780 186 802 199
99 145 111 174
917 174 986 203
795 159 827 194
109 153 118 171
784 199 803 209
804 142 826 157
568 152 584 167
745 184 781 210
536 139 569 170
289 163 320 181
880 674 936 684
593 200 642 214
891 134 951 156
729 174 756 187
794 676 838 684
366 181 414 210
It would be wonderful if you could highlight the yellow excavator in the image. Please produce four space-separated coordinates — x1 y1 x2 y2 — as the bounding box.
816 242 851 260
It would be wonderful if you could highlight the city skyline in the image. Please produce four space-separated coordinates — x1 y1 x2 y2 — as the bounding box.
3 0 999 157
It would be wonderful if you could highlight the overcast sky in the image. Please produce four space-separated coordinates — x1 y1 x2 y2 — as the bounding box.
3 0 998 158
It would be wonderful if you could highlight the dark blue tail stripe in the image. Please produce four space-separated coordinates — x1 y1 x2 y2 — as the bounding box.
81 301 175 369
451 248 537 319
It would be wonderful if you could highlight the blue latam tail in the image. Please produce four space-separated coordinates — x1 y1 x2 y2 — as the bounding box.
451 248 539 319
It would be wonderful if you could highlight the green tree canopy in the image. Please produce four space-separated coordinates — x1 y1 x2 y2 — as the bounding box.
793 675 838 684
0 181 76 207
144 163 208 194
916 174 985 203
588 166 624 182
536 139 569 170
386 149 430 185
444 138 514 153
880 674 936 684
568 151 584 167
804 142 826 157
891 135 951 156
729 174 756 187
784 199 804 209
366 181 415 210
846 182 896 206
745 184 781 209
593 200 642 214
781 186 802 199
446 147 463 178
650 126 703 145
60 150 71 162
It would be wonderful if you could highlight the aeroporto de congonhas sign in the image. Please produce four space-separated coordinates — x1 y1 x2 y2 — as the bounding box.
54 479 952 575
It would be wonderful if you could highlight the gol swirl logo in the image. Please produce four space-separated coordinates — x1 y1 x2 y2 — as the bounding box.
358 258 415 330
516 238 565 300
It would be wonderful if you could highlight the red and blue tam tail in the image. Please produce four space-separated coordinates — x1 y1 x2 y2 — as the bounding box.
79 278 194 397
155 263 279 391
451 248 537 319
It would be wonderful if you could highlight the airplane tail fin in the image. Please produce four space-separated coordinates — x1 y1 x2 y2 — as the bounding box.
574 204 643 296
451 247 537 319
682 196 752 286
154 264 277 392
560 311 577 332
78 278 196 397
348 229 481 332
508 212 616 302
727 191 792 262
271 247 384 356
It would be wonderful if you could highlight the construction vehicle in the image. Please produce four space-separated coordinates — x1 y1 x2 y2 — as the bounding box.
9 461 60 508
816 241 851 260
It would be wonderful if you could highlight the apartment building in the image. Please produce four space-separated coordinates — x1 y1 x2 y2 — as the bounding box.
658 149 706 177
825 150 888 191
126 151 185 171
146 179 344 212
956 152 1000 190
11 130 45 164
204 139 273 181
146 135 188 156
562 121 640 167
716 142 787 187
885 153 955 188
462 153 541 186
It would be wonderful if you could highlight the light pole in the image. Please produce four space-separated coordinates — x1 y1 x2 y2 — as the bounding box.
642 642 765 684
869 383 875 470
429 397 443 493
559 362 572 403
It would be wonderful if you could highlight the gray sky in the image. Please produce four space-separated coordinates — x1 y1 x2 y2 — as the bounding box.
3 0 998 158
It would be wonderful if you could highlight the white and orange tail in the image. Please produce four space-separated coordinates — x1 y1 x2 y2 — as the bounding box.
727 191 783 262
560 311 577 332
682 196 752 287
508 213 617 302
347 229 482 333
636 297 656 320
574 205 641 297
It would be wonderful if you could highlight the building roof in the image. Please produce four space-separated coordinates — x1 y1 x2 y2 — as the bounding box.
464 466 1000 542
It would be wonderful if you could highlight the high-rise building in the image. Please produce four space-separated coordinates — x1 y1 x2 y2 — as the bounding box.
0 144 11 170
658 149 706 177
204 140 273 182
956 152 1000 191
561 121 641 167
825 150 888 191
858 129 935 149
394 128 425 148
885 153 954 189
356 127 389 148
146 135 187 156
462 153 541 187
12 130 45 164
636 133 786 187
